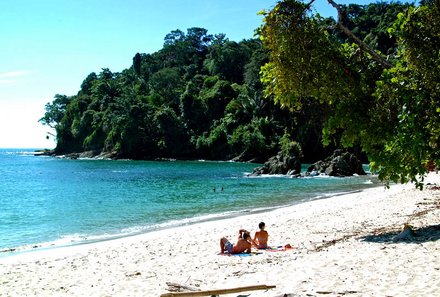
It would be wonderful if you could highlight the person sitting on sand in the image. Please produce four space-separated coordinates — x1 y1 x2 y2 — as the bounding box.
252 222 269 249
220 229 252 254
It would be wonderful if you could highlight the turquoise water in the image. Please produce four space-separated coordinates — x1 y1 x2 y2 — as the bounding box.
0 148 379 255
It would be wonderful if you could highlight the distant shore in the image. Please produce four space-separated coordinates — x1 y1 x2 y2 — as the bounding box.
1 173 439 296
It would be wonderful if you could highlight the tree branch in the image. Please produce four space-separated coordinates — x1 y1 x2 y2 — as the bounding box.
305 0 317 9
327 0 391 69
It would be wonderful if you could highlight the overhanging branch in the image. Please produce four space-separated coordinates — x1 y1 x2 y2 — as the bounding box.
327 0 391 69
305 0 317 9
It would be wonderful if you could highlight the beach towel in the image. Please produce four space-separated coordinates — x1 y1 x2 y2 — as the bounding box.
265 245 294 252
219 251 262 257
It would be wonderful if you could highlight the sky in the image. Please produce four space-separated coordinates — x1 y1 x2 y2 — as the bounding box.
0 0 378 149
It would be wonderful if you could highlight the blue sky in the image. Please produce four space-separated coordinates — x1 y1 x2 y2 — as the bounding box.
1 0 378 148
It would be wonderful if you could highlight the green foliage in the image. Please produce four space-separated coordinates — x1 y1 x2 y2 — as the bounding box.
148 67 183 108
195 116 233 159
133 53 142 76
260 0 439 187
46 6 429 167
229 118 275 161
339 2 412 55
199 78 236 121
39 94 71 128
80 73 98 95
160 27 213 69
179 78 209 134
41 27 301 160
244 46 268 93
279 129 302 158
260 0 363 119
369 1 440 188
204 40 253 83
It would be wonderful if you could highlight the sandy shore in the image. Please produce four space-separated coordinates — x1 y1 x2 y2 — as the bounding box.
1 173 439 297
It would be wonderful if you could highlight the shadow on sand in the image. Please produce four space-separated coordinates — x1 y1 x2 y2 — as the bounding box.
361 224 440 243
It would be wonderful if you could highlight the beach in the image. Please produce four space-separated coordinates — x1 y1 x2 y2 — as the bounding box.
1 173 439 297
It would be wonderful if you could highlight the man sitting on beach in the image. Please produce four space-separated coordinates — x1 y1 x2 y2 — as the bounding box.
220 229 252 254
252 222 269 249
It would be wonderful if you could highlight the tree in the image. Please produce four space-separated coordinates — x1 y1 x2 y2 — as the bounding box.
161 27 213 69
204 41 252 83
39 94 71 128
179 77 209 134
133 53 142 76
260 0 439 187
40 27 324 161
369 0 440 186
148 67 183 109
79 72 98 95
199 77 237 122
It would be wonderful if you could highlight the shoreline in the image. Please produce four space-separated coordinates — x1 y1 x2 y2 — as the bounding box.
0 181 377 259
1 173 439 296
0 175 383 259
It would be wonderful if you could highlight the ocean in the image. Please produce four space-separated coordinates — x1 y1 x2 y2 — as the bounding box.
0 148 380 256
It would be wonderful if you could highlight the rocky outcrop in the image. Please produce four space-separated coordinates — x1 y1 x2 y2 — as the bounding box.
307 149 366 177
251 152 301 176
56 150 118 160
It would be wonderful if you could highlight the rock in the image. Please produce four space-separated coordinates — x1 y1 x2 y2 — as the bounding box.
97 151 118 159
155 158 176 161
79 150 101 158
251 152 301 176
231 151 267 163
392 224 415 242
62 153 80 159
308 149 366 177
33 149 55 156
58 150 117 160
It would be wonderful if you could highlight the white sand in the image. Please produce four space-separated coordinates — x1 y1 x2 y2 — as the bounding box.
1 173 439 297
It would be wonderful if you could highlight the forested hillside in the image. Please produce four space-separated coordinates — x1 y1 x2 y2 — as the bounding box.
40 2 418 164
40 29 292 162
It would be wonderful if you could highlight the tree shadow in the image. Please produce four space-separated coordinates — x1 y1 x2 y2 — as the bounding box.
361 224 440 243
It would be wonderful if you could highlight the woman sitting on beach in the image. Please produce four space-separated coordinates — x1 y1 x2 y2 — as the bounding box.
252 222 269 249
220 229 252 254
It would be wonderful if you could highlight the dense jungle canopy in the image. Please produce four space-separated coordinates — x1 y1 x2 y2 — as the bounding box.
40 0 439 187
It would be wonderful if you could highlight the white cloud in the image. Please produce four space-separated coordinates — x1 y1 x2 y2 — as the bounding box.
0 70 31 78
0 70 31 85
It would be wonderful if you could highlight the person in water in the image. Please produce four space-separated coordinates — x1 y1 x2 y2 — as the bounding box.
252 222 269 249
220 229 252 254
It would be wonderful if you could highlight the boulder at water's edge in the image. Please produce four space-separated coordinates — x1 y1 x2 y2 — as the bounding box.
252 152 301 176
307 149 366 177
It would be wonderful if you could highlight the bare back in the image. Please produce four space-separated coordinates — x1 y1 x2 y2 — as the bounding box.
233 238 251 254
253 230 269 248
